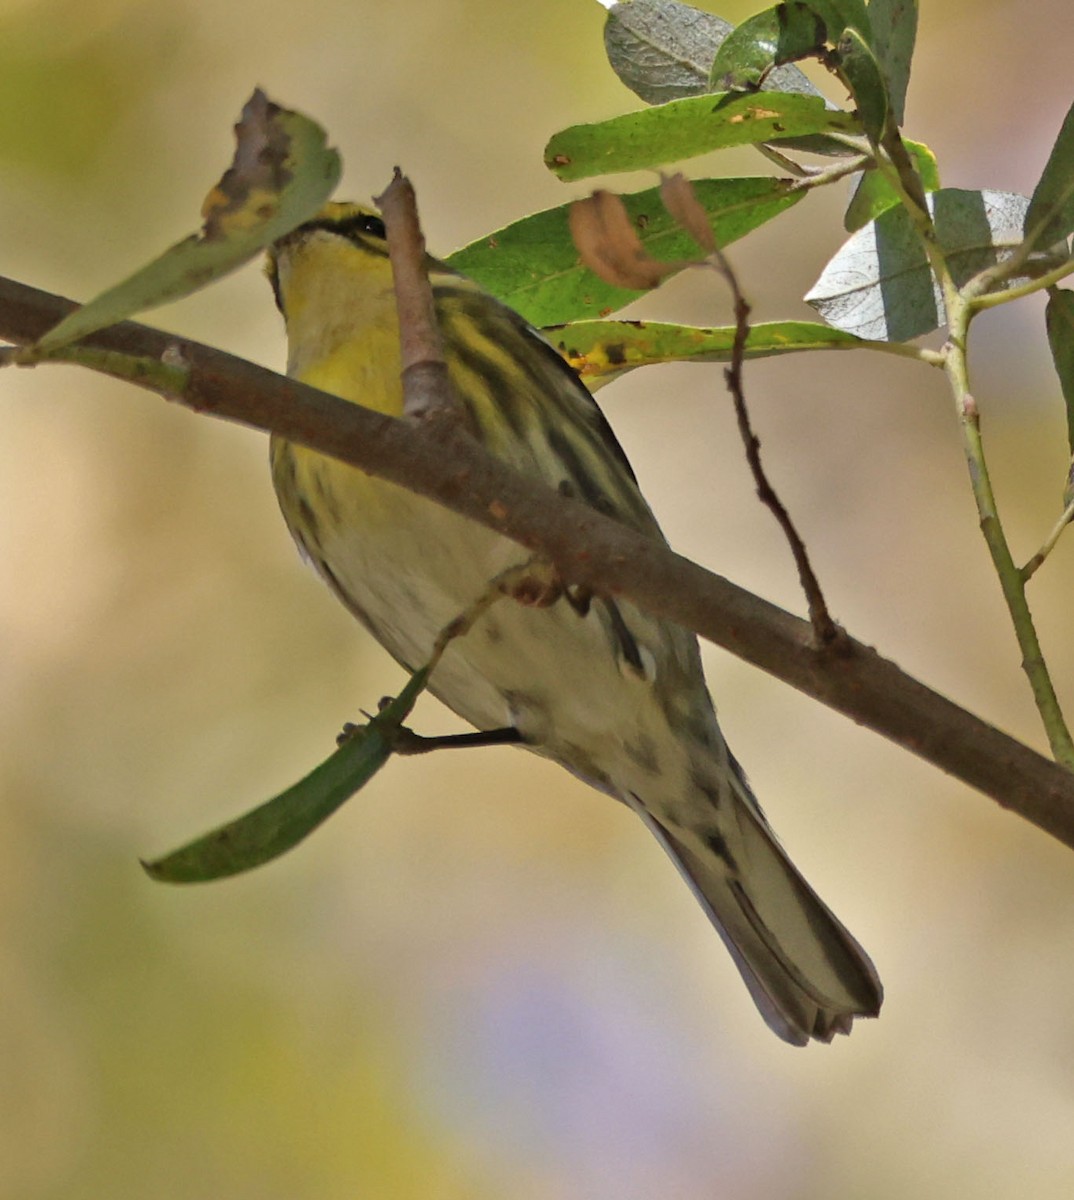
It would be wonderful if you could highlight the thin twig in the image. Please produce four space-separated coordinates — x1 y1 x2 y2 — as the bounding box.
1021 497 1074 583
657 173 838 645
714 247 839 646
373 169 460 423
427 556 555 667
784 151 874 195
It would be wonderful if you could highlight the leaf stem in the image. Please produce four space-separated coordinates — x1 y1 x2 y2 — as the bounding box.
785 151 874 194
858 338 945 365
967 255 1074 313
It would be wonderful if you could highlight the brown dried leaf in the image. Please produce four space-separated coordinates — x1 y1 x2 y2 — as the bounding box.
568 191 680 291
660 172 717 253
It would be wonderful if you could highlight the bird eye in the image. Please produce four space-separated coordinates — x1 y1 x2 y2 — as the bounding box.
338 212 386 241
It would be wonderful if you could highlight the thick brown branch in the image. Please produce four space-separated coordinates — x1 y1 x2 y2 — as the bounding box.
3 273 1074 851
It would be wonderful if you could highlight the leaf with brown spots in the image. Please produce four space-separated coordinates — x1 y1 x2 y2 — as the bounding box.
545 90 861 182
447 177 804 325
32 90 340 356
549 318 867 386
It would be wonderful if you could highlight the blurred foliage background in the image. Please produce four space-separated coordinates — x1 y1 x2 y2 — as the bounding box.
3 0 1074 1195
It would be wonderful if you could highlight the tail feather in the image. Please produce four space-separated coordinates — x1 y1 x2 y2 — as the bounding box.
627 791 882 1046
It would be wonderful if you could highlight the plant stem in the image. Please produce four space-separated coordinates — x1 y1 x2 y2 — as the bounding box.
873 117 1074 764
943 292 1074 765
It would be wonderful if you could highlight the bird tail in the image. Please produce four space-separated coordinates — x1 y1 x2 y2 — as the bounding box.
630 776 882 1046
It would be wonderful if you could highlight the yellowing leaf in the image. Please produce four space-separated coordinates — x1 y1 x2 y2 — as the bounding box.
548 318 867 385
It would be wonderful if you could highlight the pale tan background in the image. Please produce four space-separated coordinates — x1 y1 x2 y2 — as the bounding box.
2 1 1074 1196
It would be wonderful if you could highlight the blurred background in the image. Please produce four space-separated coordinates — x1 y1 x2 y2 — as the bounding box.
2 0 1074 1195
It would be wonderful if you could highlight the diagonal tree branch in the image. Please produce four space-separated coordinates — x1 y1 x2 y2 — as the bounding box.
2 272 1074 851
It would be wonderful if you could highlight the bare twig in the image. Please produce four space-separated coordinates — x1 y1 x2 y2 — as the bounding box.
661 173 838 646
3 274 1074 850
373 169 460 423
723 284 838 646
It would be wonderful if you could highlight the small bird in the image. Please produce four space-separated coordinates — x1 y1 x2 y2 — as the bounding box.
267 201 882 1044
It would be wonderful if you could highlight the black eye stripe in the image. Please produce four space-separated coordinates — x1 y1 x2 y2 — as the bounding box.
302 212 386 242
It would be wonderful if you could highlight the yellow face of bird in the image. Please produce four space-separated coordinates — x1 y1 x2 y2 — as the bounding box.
268 203 407 415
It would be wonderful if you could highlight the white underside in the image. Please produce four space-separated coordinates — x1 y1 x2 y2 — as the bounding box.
286 446 721 815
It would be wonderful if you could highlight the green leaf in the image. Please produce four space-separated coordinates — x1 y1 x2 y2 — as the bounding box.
802 0 873 40
602 1 851 157
603 0 736 104
1046 289 1074 455
32 91 341 356
836 26 888 143
446 178 805 326
603 0 826 104
544 91 862 181
142 668 429 883
1025 97 1074 248
868 0 917 125
708 4 826 92
806 189 1068 341
844 137 939 231
545 318 869 384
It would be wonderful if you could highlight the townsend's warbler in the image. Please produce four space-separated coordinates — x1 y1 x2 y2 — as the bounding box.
267 201 882 1044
